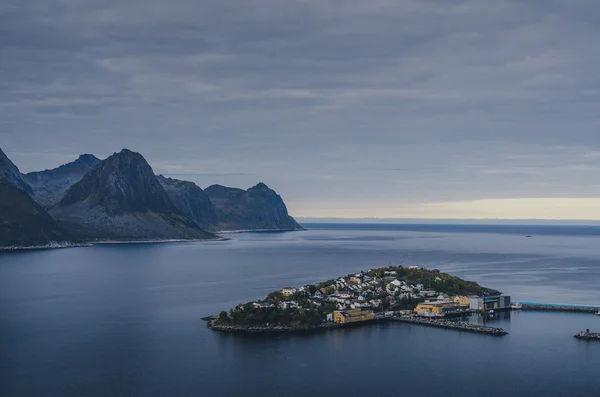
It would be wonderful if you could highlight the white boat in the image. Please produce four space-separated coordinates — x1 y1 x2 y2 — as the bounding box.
596 310 600 316
512 303 522 310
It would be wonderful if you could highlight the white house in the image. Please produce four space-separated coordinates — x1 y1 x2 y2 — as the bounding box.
281 287 297 296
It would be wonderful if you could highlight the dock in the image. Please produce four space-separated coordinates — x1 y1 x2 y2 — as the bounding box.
391 316 507 336
519 302 600 314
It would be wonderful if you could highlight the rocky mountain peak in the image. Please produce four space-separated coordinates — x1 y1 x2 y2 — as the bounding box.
59 149 173 215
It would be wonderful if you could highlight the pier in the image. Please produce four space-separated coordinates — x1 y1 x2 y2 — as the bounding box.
518 302 600 313
392 316 508 336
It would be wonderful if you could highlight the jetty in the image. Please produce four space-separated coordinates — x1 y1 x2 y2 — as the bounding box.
519 302 600 314
392 316 508 336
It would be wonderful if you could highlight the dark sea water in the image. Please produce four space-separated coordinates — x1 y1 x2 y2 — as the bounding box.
1 224 600 397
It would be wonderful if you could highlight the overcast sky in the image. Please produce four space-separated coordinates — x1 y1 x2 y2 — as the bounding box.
2 0 600 219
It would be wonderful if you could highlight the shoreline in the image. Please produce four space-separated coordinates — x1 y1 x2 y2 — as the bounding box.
0 228 306 251
0 236 229 252
215 228 305 234
574 332 600 341
205 315 508 336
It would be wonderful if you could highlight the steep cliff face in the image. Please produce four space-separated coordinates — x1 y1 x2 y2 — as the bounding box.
0 147 70 247
0 147 33 195
204 182 303 231
23 154 101 207
0 180 71 248
157 175 219 230
50 149 216 241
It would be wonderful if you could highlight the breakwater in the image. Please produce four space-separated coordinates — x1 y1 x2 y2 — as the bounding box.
520 303 600 313
392 316 508 336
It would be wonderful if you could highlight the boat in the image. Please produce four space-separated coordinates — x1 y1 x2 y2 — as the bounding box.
511 302 522 310
596 310 600 316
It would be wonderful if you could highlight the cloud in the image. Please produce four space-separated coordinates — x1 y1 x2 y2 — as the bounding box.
2 0 600 217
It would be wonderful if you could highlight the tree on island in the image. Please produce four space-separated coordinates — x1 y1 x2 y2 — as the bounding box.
218 311 230 324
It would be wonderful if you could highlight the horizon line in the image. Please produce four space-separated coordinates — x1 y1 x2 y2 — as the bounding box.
295 217 600 226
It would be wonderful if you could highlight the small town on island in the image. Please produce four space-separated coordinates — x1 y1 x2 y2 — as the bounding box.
205 265 519 336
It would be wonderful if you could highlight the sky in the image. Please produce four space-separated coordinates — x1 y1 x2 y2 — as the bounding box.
2 0 600 220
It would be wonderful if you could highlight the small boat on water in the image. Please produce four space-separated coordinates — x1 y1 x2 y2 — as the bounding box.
511 302 523 310
596 310 600 316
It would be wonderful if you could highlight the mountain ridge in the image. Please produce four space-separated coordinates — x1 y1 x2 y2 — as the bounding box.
50 149 216 241
204 182 304 231
157 175 219 231
23 154 102 207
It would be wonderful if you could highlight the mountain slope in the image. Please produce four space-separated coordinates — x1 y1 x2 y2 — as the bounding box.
0 180 71 248
50 149 216 241
157 175 219 230
0 147 33 195
23 154 101 207
204 183 303 231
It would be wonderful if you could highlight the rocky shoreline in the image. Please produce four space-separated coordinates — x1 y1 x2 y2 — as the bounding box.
521 304 600 313
205 318 386 333
574 331 600 341
205 315 507 336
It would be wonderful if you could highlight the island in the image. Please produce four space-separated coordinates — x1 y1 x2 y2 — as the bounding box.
204 265 509 336
575 329 600 341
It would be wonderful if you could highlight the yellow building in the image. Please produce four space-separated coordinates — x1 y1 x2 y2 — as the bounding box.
414 301 458 316
453 295 471 307
333 309 375 324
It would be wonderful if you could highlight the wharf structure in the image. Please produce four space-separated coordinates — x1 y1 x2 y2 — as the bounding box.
519 302 600 314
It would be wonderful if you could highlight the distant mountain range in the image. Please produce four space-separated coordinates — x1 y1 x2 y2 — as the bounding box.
0 146 303 248
23 154 101 207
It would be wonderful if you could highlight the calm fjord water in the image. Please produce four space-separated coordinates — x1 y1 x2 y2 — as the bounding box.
1 224 600 396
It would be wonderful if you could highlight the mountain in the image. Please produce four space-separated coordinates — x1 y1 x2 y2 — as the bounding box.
49 149 216 241
23 154 101 207
0 180 71 248
157 175 219 230
204 182 304 231
0 147 33 195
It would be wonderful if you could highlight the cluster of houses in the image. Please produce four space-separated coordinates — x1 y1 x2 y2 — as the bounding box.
247 269 479 322
236 266 513 326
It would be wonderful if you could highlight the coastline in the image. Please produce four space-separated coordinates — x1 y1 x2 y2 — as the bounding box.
0 241 86 252
215 227 305 234
205 315 508 336
1 227 305 251
0 236 229 252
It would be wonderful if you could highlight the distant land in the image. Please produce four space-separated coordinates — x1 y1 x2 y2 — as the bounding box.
0 146 303 249
297 217 600 226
